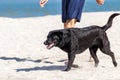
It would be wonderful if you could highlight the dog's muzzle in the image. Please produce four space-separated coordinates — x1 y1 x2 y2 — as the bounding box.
44 41 55 49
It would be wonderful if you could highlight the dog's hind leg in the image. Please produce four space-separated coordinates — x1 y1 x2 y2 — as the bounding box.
100 46 117 67
99 35 117 67
89 46 99 67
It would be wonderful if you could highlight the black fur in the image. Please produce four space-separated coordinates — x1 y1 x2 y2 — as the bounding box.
44 13 119 71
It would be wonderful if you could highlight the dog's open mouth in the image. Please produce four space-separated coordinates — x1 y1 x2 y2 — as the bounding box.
47 42 55 49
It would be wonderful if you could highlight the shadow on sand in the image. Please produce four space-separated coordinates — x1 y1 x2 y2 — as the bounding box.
0 56 67 72
16 65 65 72
0 56 42 63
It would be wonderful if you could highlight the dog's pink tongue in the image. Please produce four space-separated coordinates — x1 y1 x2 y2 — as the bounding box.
47 42 55 49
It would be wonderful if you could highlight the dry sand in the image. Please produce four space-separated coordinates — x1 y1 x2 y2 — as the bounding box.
0 11 120 80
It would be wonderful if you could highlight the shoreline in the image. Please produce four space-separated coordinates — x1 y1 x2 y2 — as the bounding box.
0 11 120 18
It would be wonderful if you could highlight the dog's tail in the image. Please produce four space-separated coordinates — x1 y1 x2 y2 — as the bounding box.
102 13 120 31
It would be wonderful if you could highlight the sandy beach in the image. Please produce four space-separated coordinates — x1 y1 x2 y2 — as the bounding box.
0 11 120 80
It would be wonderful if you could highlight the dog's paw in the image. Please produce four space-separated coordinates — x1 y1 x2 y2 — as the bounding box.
62 67 71 71
113 62 117 67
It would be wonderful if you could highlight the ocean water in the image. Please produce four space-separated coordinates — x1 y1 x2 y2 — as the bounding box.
0 0 120 18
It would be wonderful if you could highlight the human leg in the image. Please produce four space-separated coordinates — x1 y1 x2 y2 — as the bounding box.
64 19 77 28
62 0 85 28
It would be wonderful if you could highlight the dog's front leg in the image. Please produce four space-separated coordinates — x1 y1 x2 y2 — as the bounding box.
64 52 75 71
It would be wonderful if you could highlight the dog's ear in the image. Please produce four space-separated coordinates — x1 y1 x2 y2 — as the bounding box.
59 30 71 39
49 30 63 39
49 29 70 38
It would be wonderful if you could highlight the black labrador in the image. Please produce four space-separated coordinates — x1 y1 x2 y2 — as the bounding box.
44 13 119 71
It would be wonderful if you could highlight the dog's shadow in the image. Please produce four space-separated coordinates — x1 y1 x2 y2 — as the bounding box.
0 56 65 72
16 59 67 72
0 56 42 63
16 65 65 72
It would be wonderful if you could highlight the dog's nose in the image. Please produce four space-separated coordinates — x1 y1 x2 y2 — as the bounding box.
44 41 47 45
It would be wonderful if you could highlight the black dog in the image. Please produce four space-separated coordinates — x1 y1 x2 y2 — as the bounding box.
44 13 119 71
